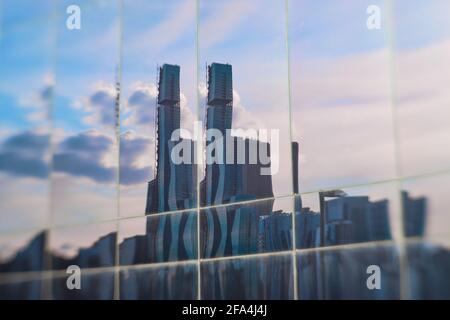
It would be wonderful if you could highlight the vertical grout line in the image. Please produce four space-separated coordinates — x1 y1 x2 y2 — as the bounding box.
43 0 60 300
195 0 202 301
284 0 298 301
113 0 124 301
385 0 409 300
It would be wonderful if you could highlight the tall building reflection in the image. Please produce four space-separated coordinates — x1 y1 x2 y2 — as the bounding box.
145 64 197 214
297 196 392 248
200 63 287 258
402 191 427 237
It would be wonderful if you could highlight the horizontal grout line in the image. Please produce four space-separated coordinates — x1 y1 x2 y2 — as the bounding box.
1 167 450 238
2 167 450 238
198 194 293 211
199 249 293 264
4 234 450 285
403 234 450 246
397 167 450 183
294 239 397 254
118 259 197 271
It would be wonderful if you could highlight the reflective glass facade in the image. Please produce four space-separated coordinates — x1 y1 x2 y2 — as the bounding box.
1 0 450 300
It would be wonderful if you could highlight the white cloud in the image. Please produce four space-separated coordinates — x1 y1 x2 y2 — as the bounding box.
72 82 117 130
124 81 194 132
198 83 263 131
122 81 157 133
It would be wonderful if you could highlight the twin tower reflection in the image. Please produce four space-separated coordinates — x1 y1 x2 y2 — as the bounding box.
1 63 449 299
141 62 426 259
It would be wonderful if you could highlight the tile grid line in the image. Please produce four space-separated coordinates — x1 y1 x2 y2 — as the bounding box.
3 234 450 287
385 0 410 301
195 0 202 301
114 0 125 301
0 229 440 284
41 3 61 300
2 168 450 238
1 168 450 297
1 237 424 285
284 0 298 301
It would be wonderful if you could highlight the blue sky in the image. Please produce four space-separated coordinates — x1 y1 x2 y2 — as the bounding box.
2 0 450 133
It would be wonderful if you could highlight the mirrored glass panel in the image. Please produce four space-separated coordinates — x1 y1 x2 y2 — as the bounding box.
118 210 197 265
289 0 396 192
201 197 293 259
393 0 450 177
401 173 450 238
0 25 53 232
201 254 293 300
51 0 120 225
0 230 47 273
0 0 56 34
120 0 197 217
0 275 43 300
198 0 293 208
49 222 116 270
297 244 401 300
50 269 115 300
120 263 198 300
296 182 401 249
405 236 450 299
